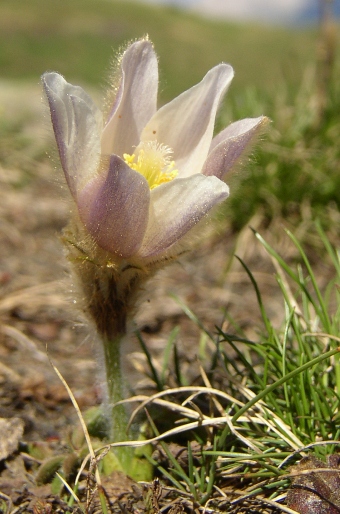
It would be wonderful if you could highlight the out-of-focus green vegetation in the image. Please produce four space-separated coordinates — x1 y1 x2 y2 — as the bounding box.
222 64 340 230
0 0 323 102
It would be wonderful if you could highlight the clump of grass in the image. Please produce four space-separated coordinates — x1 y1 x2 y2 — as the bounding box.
124 220 340 512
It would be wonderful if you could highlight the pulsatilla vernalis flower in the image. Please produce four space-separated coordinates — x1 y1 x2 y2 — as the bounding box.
42 39 266 262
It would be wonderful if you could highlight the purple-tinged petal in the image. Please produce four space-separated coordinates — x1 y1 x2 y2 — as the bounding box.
202 116 268 179
101 40 158 157
42 72 102 197
77 155 150 258
140 64 234 178
138 175 229 258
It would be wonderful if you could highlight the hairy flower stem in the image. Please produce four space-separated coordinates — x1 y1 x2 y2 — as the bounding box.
102 333 134 468
63 222 150 469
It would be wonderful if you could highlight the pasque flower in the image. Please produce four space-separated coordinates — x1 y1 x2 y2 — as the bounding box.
42 40 267 469
42 39 266 263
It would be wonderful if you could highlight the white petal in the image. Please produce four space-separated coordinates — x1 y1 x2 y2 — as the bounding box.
138 175 229 258
101 40 158 157
140 64 234 178
202 116 268 179
42 72 102 197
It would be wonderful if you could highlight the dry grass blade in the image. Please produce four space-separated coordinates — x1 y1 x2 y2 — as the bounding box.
255 410 303 450
0 281 67 314
302 332 340 344
101 416 235 452
55 472 82 504
0 361 21 383
224 415 263 453
2 324 48 362
104 405 292 454
47 353 102 491
251 497 298 513
124 387 293 446
126 386 245 427
0 491 12 514
128 396 209 426
279 440 340 469
228 379 304 449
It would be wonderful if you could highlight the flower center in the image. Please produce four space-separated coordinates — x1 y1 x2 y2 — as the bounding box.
123 141 178 190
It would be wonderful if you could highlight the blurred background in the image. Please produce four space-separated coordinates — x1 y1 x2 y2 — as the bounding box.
133 0 340 25
1 0 337 99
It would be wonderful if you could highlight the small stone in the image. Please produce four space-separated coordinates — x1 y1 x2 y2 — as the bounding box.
0 417 24 460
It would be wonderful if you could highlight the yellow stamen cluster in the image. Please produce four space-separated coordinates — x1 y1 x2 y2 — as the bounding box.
124 141 178 190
